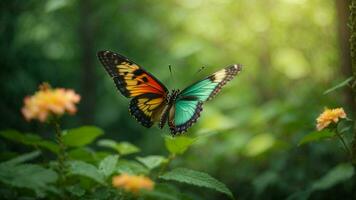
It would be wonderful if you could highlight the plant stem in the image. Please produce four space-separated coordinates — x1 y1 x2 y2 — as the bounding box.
53 118 67 184
158 154 176 176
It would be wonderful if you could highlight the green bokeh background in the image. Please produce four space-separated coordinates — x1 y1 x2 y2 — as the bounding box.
1 0 354 199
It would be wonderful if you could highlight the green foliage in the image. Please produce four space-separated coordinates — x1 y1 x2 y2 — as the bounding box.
116 160 149 175
142 190 180 200
2 150 41 165
68 160 106 185
68 147 96 162
298 130 335 146
66 184 86 197
0 130 59 153
136 155 166 170
311 163 354 190
98 155 119 178
288 163 355 199
337 119 354 134
63 126 104 147
97 139 140 155
160 168 234 199
165 136 195 155
253 171 278 194
0 152 58 197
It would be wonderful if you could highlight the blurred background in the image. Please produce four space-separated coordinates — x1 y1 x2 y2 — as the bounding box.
1 0 355 199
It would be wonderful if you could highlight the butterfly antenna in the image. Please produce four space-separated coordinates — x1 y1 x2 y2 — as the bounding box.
195 66 206 74
168 64 175 86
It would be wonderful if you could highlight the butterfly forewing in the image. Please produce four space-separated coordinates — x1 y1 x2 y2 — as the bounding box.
97 50 168 128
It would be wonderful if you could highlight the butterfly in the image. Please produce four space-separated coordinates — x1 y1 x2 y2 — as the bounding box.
97 50 242 135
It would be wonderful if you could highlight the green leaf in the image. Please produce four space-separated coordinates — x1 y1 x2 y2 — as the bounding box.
45 0 71 12
0 130 59 153
136 155 166 170
63 126 104 147
116 160 149 175
99 155 119 178
2 150 41 166
287 190 312 200
142 190 180 200
66 184 86 197
160 168 234 199
97 139 117 151
323 76 354 95
68 147 95 162
142 183 181 200
0 163 58 197
85 187 117 200
298 130 335 146
337 119 353 134
0 129 27 142
116 142 140 155
164 136 195 155
0 129 31 143
312 163 354 190
97 139 140 155
68 160 105 184
34 140 59 154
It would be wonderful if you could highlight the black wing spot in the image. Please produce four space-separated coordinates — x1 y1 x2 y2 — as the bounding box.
209 75 216 82
142 77 148 82
133 69 144 76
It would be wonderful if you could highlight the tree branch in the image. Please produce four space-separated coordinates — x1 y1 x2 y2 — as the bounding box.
349 0 356 164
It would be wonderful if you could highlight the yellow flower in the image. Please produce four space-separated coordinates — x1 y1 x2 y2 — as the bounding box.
21 83 81 122
316 107 347 131
112 173 154 194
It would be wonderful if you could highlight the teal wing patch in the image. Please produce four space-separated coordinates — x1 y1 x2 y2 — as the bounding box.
180 64 242 101
169 64 242 134
169 99 203 135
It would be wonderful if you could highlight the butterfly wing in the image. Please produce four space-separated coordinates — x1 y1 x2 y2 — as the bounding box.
97 50 168 127
169 64 242 134
129 93 167 127
179 64 242 102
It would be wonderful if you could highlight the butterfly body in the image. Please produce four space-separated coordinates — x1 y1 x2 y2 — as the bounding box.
98 50 242 135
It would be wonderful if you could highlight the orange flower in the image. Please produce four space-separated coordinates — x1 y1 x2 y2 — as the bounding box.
316 107 347 131
21 83 81 122
112 174 154 194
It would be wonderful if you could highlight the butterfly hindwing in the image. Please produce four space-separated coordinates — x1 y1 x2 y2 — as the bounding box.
169 64 242 134
97 50 168 127
168 97 203 134
129 93 166 127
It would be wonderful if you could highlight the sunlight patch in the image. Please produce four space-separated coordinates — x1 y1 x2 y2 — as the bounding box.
199 107 235 131
272 48 309 79
244 133 275 157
